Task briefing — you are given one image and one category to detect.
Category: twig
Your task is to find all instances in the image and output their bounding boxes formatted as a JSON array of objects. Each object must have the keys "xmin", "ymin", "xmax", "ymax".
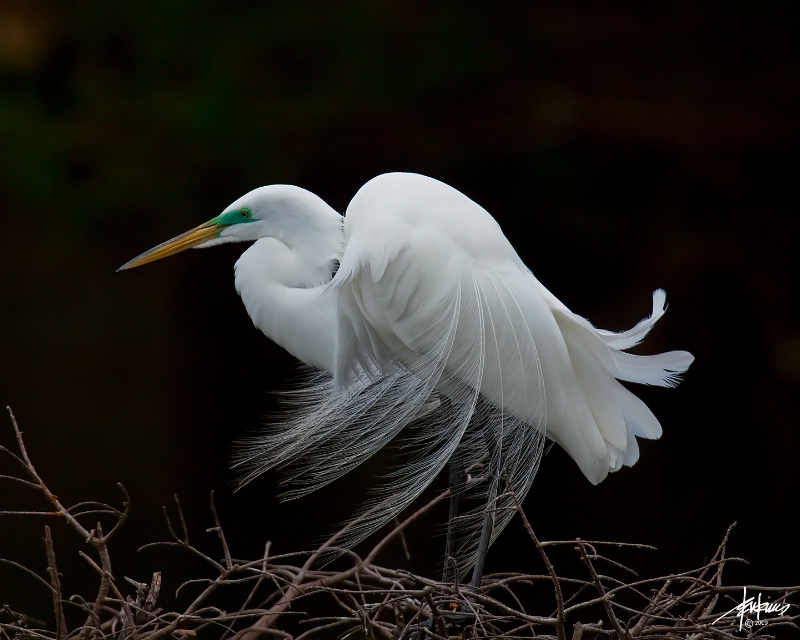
[
  {"xmin": 208, "ymin": 490, "xmax": 233, "ymax": 571},
  {"xmin": 513, "ymin": 494, "xmax": 566, "ymax": 640},
  {"xmin": 43, "ymin": 526, "xmax": 67, "ymax": 640},
  {"xmin": 576, "ymin": 540, "xmax": 630, "ymax": 640}
]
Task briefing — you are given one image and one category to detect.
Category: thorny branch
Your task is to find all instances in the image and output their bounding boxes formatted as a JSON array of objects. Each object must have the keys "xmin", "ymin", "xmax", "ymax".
[{"xmin": 1, "ymin": 408, "xmax": 798, "ymax": 640}]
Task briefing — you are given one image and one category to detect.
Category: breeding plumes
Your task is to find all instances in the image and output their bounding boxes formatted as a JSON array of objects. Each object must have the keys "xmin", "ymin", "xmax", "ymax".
[{"xmin": 120, "ymin": 172, "xmax": 693, "ymax": 586}]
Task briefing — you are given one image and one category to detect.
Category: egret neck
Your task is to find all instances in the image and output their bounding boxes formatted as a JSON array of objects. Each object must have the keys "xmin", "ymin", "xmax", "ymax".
[{"xmin": 232, "ymin": 191, "xmax": 344, "ymax": 373}]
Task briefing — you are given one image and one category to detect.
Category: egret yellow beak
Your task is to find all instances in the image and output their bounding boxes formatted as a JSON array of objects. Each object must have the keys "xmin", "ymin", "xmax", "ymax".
[{"xmin": 118, "ymin": 220, "xmax": 221, "ymax": 271}]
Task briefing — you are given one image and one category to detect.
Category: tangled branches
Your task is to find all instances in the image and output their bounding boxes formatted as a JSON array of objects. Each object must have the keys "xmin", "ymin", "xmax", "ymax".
[{"xmin": 1, "ymin": 407, "xmax": 798, "ymax": 639}]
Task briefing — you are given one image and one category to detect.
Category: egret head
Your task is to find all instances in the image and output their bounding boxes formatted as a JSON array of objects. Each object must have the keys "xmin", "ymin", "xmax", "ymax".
[{"xmin": 118, "ymin": 185, "xmax": 342, "ymax": 271}]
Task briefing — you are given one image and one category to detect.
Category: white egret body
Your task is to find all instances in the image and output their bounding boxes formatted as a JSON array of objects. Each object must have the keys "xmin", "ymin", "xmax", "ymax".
[{"xmin": 120, "ymin": 172, "xmax": 693, "ymax": 578}]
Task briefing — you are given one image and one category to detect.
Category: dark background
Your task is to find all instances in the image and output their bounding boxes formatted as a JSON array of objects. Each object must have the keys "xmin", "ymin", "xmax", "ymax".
[{"xmin": 1, "ymin": 0, "xmax": 798, "ymax": 622}]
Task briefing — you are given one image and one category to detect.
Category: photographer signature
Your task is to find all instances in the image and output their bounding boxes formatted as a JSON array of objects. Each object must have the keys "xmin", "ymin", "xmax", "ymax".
[{"xmin": 713, "ymin": 586, "xmax": 792, "ymax": 631}]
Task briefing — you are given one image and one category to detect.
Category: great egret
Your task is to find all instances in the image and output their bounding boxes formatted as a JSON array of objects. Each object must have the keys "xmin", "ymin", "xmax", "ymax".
[{"xmin": 120, "ymin": 172, "xmax": 693, "ymax": 586}]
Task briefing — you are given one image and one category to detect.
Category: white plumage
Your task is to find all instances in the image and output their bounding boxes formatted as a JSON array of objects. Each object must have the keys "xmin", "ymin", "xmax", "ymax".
[{"xmin": 120, "ymin": 172, "xmax": 693, "ymax": 576}]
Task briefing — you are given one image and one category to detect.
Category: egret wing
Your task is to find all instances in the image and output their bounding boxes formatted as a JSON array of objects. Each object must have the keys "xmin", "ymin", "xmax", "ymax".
[{"xmin": 329, "ymin": 174, "xmax": 552, "ymax": 564}]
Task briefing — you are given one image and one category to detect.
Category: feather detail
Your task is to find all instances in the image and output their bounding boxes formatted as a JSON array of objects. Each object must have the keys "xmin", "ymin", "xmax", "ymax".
[
  {"xmin": 545, "ymin": 290, "xmax": 694, "ymax": 482},
  {"xmin": 596, "ymin": 288, "xmax": 667, "ymax": 350}
]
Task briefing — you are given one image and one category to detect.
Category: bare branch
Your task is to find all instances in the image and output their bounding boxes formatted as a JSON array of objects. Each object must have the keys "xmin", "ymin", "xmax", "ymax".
[
  {"xmin": 43, "ymin": 526, "xmax": 67, "ymax": 640},
  {"xmin": 576, "ymin": 540, "xmax": 630, "ymax": 640},
  {"xmin": 2, "ymin": 412, "xmax": 799, "ymax": 640},
  {"xmin": 207, "ymin": 490, "xmax": 233, "ymax": 571},
  {"xmin": 513, "ymin": 493, "xmax": 566, "ymax": 640}
]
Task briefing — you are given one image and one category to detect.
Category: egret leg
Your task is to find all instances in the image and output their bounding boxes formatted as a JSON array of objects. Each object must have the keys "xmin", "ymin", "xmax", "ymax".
[
  {"xmin": 442, "ymin": 458, "xmax": 466, "ymax": 584},
  {"xmin": 469, "ymin": 466, "xmax": 499, "ymax": 589},
  {"xmin": 470, "ymin": 424, "xmax": 506, "ymax": 590}
]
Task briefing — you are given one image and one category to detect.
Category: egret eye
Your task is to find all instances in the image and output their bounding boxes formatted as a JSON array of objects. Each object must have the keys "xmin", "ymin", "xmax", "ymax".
[{"xmin": 240, "ymin": 208, "xmax": 252, "ymax": 218}]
